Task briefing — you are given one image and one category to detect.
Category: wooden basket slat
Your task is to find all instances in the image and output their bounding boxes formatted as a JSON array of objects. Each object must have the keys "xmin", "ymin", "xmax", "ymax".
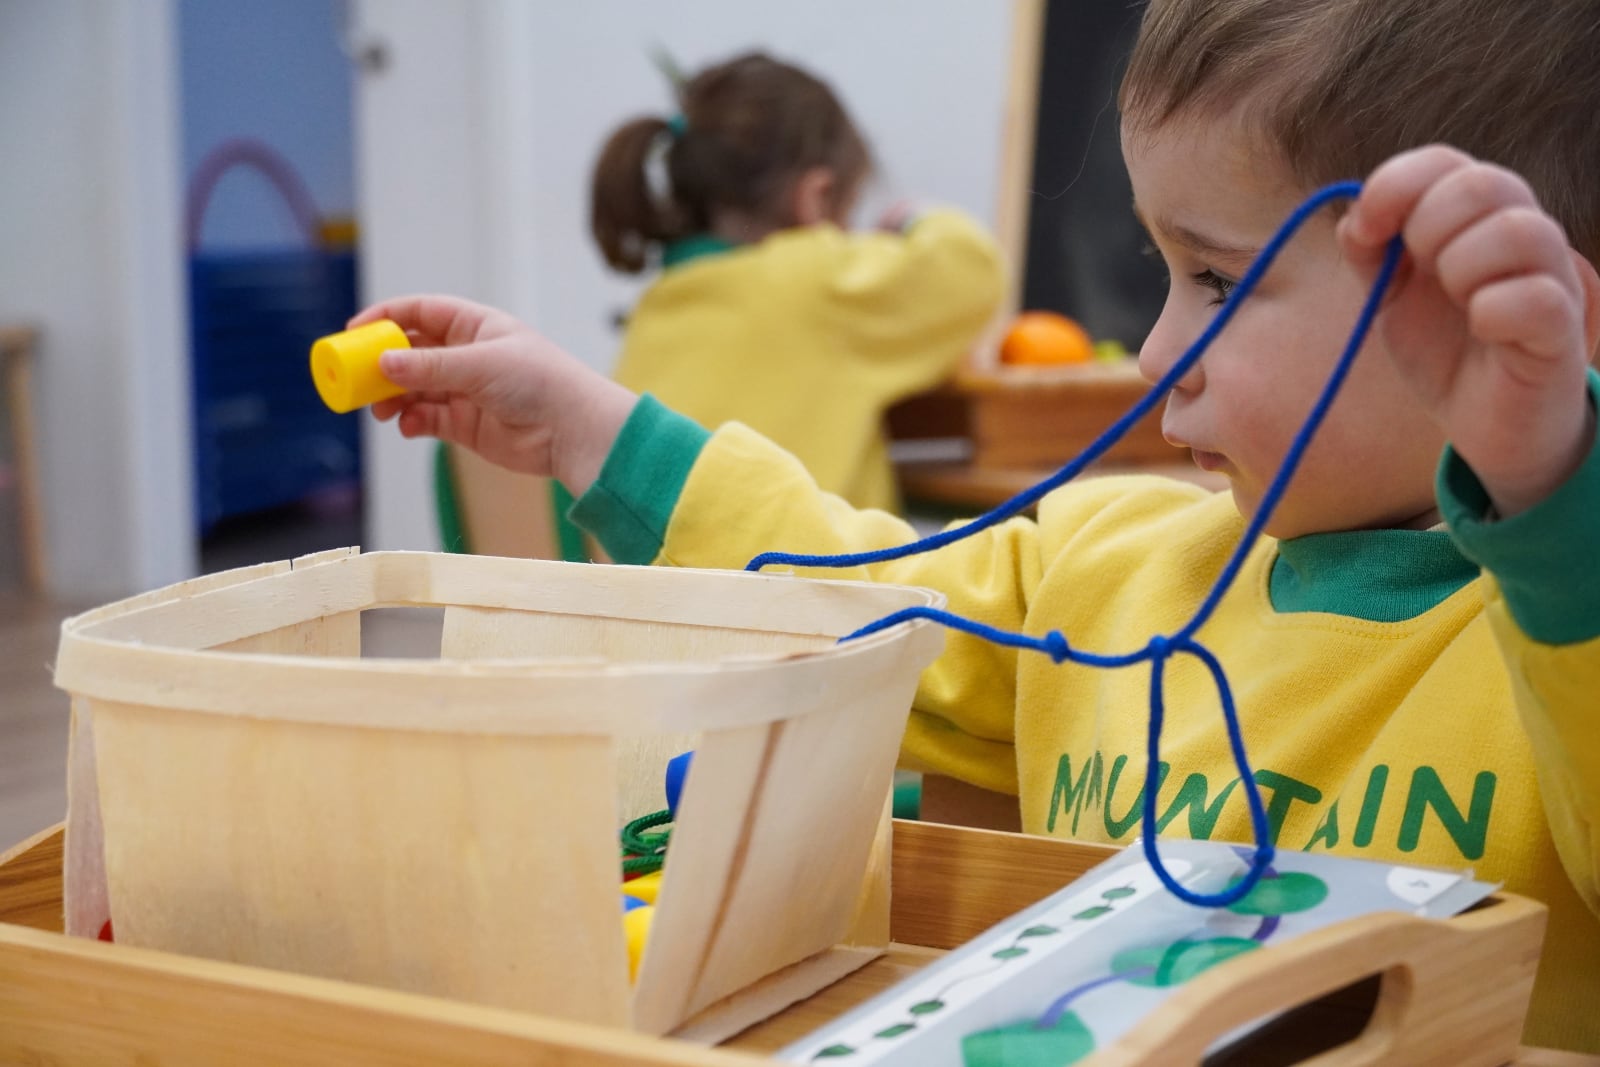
[
  {"xmin": 212, "ymin": 611, "xmax": 362, "ymax": 656},
  {"xmin": 90, "ymin": 697, "xmax": 633, "ymax": 1024},
  {"xmin": 54, "ymin": 637, "xmax": 938, "ymax": 736},
  {"xmin": 439, "ymin": 603, "xmax": 800, "ymax": 827},
  {"xmin": 678, "ymin": 674, "xmax": 921, "ymax": 1024},
  {"xmin": 441, "ymin": 604, "xmax": 836, "ymax": 664},
  {"xmin": 631, "ymin": 719, "xmax": 778, "ymax": 1034}
]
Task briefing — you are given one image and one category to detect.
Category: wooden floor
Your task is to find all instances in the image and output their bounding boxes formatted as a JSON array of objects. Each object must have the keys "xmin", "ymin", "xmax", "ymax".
[{"xmin": 0, "ymin": 593, "xmax": 74, "ymax": 850}]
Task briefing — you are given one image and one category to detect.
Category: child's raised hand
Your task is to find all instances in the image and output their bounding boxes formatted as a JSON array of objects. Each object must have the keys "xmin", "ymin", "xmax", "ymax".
[
  {"xmin": 875, "ymin": 200, "xmax": 918, "ymax": 233},
  {"xmin": 1338, "ymin": 146, "xmax": 1600, "ymax": 518},
  {"xmin": 349, "ymin": 295, "xmax": 637, "ymax": 494}
]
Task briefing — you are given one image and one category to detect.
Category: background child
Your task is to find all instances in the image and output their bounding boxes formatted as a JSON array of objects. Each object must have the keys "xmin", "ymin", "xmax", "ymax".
[
  {"xmin": 591, "ymin": 51, "xmax": 1003, "ymax": 512},
  {"xmin": 356, "ymin": 0, "xmax": 1600, "ymax": 1050}
]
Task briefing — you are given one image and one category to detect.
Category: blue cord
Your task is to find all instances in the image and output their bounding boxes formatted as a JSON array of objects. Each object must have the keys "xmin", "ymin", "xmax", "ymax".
[{"xmin": 748, "ymin": 181, "xmax": 1405, "ymax": 908}]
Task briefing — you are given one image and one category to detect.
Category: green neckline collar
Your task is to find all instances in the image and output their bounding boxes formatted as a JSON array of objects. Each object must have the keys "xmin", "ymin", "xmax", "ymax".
[
  {"xmin": 661, "ymin": 234, "xmax": 737, "ymax": 269},
  {"xmin": 1269, "ymin": 527, "xmax": 1478, "ymax": 622}
]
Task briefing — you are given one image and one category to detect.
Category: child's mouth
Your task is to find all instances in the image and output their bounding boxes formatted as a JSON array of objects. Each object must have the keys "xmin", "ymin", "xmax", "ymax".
[{"xmin": 1190, "ymin": 449, "xmax": 1228, "ymax": 472}]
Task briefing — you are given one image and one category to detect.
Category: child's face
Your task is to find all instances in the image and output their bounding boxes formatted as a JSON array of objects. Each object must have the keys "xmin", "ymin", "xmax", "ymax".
[{"xmin": 1123, "ymin": 112, "xmax": 1447, "ymax": 538}]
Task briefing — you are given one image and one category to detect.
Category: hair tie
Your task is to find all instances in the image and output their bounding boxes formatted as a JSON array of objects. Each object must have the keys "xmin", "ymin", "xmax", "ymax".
[
  {"xmin": 666, "ymin": 113, "xmax": 688, "ymax": 138},
  {"xmin": 642, "ymin": 121, "xmax": 678, "ymax": 214}
]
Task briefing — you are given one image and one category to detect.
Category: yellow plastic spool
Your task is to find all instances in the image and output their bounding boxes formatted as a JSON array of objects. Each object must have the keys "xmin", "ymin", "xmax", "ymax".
[{"xmin": 310, "ymin": 320, "xmax": 410, "ymax": 414}]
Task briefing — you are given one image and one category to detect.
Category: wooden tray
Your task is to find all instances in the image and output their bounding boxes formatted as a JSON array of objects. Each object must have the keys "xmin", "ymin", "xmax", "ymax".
[{"xmin": 2, "ymin": 819, "xmax": 1584, "ymax": 1067}]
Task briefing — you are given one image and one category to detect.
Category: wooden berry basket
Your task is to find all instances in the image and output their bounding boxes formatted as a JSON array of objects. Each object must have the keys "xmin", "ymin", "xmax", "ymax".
[
  {"xmin": 0, "ymin": 819, "xmax": 1583, "ymax": 1066},
  {"xmin": 887, "ymin": 362, "xmax": 1181, "ymax": 470},
  {"xmin": 43, "ymin": 548, "xmax": 948, "ymax": 1040}
]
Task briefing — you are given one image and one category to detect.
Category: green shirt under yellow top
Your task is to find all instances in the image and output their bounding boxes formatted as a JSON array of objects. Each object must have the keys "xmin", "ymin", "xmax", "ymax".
[
  {"xmin": 610, "ymin": 210, "xmax": 1004, "ymax": 512},
  {"xmin": 572, "ymin": 373, "xmax": 1600, "ymax": 1053}
]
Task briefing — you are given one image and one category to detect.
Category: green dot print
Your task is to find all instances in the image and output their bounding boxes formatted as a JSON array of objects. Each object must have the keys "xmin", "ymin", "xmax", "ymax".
[
  {"xmin": 961, "ymin": 1011, "xmax": 1096, "ymax": 1067},
  {"xmin": 1112, "ymin": 936, "xmax": 1259, "ymax": 988},
  {"xmin": 1227, "ymin": 872, "xmax": 1329, "ymax": 916}
]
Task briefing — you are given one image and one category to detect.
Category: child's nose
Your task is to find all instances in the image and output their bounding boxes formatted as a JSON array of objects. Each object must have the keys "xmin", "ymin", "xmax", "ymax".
[{"xmin": 1137, "ymin": 309, "xmax": 1205, "ymax": 393}]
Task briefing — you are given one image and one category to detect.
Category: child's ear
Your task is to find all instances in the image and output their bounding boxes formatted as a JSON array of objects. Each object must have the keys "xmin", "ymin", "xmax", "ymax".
[
  {"xmin": 1576, "ymin": 250, "xmax": 1600, "ymax": 366},
  {"xmin": 789, "ymin": 167, "xmax": 838, "ymax": 227}
]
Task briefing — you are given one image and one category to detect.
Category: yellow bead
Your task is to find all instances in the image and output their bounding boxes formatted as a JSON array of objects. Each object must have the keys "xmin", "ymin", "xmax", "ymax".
[
  {"xmin": 624, "ymin": 904, "xmax": 654, "ymax": 981},
  {"xmin": 624, "ymin": 870, "xmax": 663, "ymax": 905},
  {"xmin": 310, "ymin": 320, "xmax": 410, "ymax": 414}
]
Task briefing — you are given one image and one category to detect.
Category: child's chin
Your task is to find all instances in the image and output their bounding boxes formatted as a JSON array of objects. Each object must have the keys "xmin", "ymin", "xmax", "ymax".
[
  {"xmin": 1224, "ymin": 482, "xmax": 1254, "ymax": 516},
  {"xmin": 1229, "ymin": 484, "xmax": 1302, "ymax": 539}
]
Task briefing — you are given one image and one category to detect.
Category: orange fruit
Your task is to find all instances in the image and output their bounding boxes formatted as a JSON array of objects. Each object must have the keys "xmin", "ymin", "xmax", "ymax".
[{"xmin": 999, "ymin": 311, "xmax": 1094, "ymax": 366}]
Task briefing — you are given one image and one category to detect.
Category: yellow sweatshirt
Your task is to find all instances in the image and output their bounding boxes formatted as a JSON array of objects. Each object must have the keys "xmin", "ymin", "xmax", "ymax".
[
  {"xmin": 570, "ymin": 375, "xmax": 1600, "ymax": 1052},
  {"xmin": 610, "ymin": 211, "xmax": 1003, "ymax": 512}
]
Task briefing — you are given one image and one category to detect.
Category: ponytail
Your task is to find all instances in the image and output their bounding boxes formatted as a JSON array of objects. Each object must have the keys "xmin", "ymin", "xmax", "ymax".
[
  {"xmin": 590, "ymin": 53, "xmax": 873, "ymax": 274},
  {"xmin": 590, "ymin": 116, "xmax": 681, "ymax": 273}
]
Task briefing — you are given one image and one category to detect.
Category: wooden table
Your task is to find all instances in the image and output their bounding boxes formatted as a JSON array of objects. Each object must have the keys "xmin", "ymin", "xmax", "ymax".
[{"xmin": 0, "ymin": 326, "xmax": 45, "ymax": 592}]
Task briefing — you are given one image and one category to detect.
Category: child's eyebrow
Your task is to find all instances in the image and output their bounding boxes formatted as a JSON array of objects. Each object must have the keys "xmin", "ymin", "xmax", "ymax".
[{"xmin": 1132, "ymin": 202, "xmax": 1259, "ymax": 267}]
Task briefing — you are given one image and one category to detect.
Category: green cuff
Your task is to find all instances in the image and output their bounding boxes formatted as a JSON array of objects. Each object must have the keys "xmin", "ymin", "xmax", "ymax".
[
  {"xmin": 1438, "ymin": 368, "xmax": 1600, "ymax": 644},
  {"xmin": 568, "ymin": 394, "xmax": 710, "ymax": 565}
]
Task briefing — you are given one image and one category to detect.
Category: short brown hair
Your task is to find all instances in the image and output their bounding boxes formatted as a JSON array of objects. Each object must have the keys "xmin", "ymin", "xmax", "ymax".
[
  {"xmin": 590, "ymin": 51, "xmax": 872, "ymax": 273},
  {"xmin": 1120, "ymin": 0, "xmax": 1600, "ymax": 262}
]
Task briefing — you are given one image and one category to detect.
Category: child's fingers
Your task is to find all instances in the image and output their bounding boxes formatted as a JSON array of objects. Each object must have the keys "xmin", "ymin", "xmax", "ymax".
[
  {"xmin": 346, "ymin": 304, "xmax": 392, "ymax": 330},
  {"xmin": 347, "ymin": 294, "xmax": 502, "ymax": 347},
  {"xmin": 370, "ymin": 396, "xmax": 409, "ymax": 422},
  {"xmin": 378, "ymin": 340, "xmax": 507, "ymax": 397},
  {"xmin": 1342, "ymin": 145, "xmax": 1476, "ymax": 249},
  {"xmin": 1401, "ymin": 163, "xmax": 1543, "ymax": 274},
  {"xmin": 395, "ymin": 398, "xmax": 484, "ymax": 446},
  {"xmin": 1434, "ymin": 208, "xmax": 1578, "ymax": 312},
  {"xmin": 1468, "ymin": 274, "xmax": 1585, "ymax": 362},
  {"xmin": 373, "ymin": 386, "xmax": 470, "ymax": 422}
]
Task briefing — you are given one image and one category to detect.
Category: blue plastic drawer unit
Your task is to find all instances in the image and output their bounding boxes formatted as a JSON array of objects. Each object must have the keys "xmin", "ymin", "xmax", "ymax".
[{"xmin": 189, "ymin": 248, "xmax": 361, "ymax": 531}]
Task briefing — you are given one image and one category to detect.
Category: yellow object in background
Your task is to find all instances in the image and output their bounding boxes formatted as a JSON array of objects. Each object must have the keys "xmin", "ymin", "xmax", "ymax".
[
  {"xmin": 310, "ymin": 320, "xmax": 410, "ymax": 414},
  {"xmin": 1094, "ymin": 338, "xmax": 1131, "ymax": 362}
]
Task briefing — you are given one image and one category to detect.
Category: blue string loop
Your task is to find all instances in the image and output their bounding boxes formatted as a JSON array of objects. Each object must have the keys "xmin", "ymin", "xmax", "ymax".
[{"xmin": 750, "ymin": 181, "xmax": 1404, "ymax": 907}]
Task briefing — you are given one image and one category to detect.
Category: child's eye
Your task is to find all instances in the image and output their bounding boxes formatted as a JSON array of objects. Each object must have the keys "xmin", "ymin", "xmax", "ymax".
[{"xmin": 1192, "ymin": 269, "xmax": 1237, "ymax": 307}]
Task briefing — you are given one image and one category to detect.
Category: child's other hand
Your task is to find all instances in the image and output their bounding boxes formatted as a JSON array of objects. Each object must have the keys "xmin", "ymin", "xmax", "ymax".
[
  {"xmin": 875, "ymin": 199, "xmax": 918, "ymax": 233},
  {"xmin": 1339, "ymin": 146, "xmax": 1600, "ymax": 518},
  {"xmin": 349, "ymin": 295, "xmax": 637, "ymax": 494}
]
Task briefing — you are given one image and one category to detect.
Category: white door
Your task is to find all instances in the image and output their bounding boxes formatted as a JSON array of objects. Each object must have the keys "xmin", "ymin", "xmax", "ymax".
[{"xmin": 350, "ymin": 0, "xmax": 1016, "ymax": 552}]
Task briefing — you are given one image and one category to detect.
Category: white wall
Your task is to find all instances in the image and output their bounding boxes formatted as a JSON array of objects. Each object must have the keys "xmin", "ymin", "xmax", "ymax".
[
  {"xmin": 0, "ymin": 0, "xmax": 194, "ymax": 601},
  {"xmin": 352, "ymin": 0, "xmax": 490, "ymax": 554},
  {"xmin": 352, "ymin": 0, "xmax": 1015, "ymax": 552}
]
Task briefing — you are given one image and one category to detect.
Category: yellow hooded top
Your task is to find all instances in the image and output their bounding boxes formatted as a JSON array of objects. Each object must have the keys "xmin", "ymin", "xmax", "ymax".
[{"xmin": 611, "ymin": 210, "xmax": 1003, "ymax": 512}]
